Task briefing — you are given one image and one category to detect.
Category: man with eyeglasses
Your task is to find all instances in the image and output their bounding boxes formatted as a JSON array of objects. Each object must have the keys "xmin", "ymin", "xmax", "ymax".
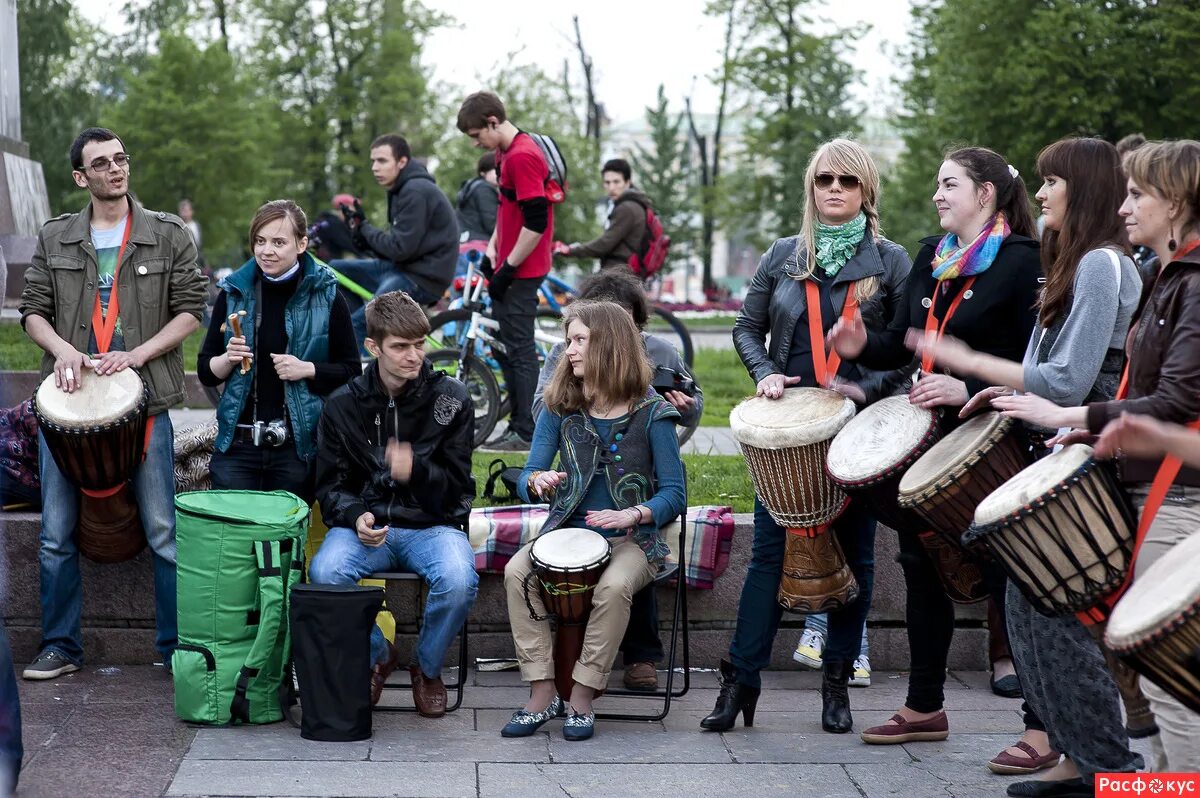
[{"xmin": 18, "ymin": 126, "xmax": 206, "ymax": 681}]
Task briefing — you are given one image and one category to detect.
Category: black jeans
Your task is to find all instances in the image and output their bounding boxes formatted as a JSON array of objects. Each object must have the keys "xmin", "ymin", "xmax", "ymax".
[
  {"xmin": 621, "ymin": 585, "xmax": 663, "ymax": 664},
  {"xmin": 728, "ymin": 497, "xmax": 876, "ymax": 690},
  {"xmin": 209, "ymin": 438, "xmax": 315, "ymax": 505},
  {"xmin": 490, "ymin": 277, "xmax": 540, "ymax": 441},
  {"xmin": 896, "ymin": 529, "xmax": 1035, "ymax": 718}
]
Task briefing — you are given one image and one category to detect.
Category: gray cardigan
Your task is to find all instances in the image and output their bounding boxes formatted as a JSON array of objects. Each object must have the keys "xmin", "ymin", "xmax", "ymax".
[{"xmin": 1022, "ymin": 247, "xmax": 1140, "ymax": 406}]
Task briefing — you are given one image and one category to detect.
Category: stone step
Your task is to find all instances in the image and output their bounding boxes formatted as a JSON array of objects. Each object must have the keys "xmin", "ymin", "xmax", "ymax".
[{"xmin": 3, "ymin": 510, "xmax": 990, "ymax": 669}]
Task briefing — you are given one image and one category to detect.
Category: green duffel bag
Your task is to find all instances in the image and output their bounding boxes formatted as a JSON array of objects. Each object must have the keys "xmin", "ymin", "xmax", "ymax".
[{"xmin": 173, "ymin": 490, "xmax": 309, "ymax": 724}]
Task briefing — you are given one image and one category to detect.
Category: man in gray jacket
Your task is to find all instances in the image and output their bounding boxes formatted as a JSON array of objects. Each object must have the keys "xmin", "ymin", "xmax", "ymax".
[{"xmin": 332, "ymin": 134, "xmax": 459, "ymax": 344}]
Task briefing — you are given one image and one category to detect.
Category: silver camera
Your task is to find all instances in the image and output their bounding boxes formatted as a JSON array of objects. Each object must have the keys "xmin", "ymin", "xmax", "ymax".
[{"xmin": 252, "ymin": 419, "xmax": 289, "ymax": 448}]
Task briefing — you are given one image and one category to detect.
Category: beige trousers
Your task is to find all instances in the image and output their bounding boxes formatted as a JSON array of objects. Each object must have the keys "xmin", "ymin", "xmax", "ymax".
[
  {"xmin": 1128, "ymin": 486, "xmax": 1200, "ymax": 772},
  {"xmin": 504, "ymin": 535, "xmax": 657, "ymax": 692}
]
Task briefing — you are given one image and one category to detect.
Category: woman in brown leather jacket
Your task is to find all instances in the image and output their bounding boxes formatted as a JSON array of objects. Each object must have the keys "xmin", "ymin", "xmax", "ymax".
[{"xmin": 996, "ymin": 139, "xmax": 1200, "ymax": 775}]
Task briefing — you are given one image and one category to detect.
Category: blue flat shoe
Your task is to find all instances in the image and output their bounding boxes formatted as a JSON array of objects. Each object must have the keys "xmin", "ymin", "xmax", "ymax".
[
  {"xmin": 562, "ymin": 710, "xmax": 595, "ymax": 741},
  {"xmin": 500, "ymin": 695, "xmax": 564, "ymax": 738}
]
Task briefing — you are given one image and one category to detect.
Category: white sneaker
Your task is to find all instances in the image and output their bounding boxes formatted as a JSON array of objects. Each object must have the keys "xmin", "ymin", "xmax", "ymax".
[
  {"xmin": 850, "ymin": 655, "xmax": 871, "ymax": 687},
  {"xmin": 792, "ymin": 629, "xmax": 824, "ymax": 669}
]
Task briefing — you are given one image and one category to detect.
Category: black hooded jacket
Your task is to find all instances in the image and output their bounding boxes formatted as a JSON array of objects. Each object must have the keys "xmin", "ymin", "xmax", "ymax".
[
  {"xmin": 359, "ymin": 159, "xmax": 460, "ymax": 298},
  {"xmin": 315, "ymin": 359, "xmax": 475, "ymax": 530}
]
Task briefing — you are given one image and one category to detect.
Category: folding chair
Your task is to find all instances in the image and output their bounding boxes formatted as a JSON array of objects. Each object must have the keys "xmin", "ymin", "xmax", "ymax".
[
  {"xmin": 596, "ymin": 471, "xmax": 691, "ymax": 722},
  {"xmin": 367, "ymin": 570, "xmax": 469, "ymax": 713}
]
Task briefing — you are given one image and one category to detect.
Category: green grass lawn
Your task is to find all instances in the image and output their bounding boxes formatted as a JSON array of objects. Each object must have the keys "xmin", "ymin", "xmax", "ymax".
[
  {"xmin": 692, "ymin": 347, "xmax": 753, "ymax": 427},
  {"xmin": 0, "ymin": 321, "xmax": 207, "ymax": 371},
  {"xmin": 472, "ymin": 451, "xmax": 754, "ymax": 513}
]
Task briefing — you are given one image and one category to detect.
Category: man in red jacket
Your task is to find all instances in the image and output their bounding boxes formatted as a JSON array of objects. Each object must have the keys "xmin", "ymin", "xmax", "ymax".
[{"xmin": 457, "ymin": 92, "xmax": 554, "ymax": 451}]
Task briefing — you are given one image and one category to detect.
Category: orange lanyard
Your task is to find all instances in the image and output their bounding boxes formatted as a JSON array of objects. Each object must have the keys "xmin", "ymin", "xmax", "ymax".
[
  {"xmin": 89, "ymin": 215, "xmax": 133, "ymax": 354},
  {"xmin": 1078, "ymin": 245, "xmax": 1200, "ymax": 624},
  {"xmin": 921, "ymin": 277, "xmax": 977, "ymax": 373},
  {"xmin": 805, "ymin": 279, "xmax": 857, "ymax": 387}
]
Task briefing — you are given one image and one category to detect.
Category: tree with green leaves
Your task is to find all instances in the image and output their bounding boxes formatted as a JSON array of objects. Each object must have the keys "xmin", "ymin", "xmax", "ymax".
[
  {"xmin": 17, "ymin": 0, "xmax": 100, "ymax": 214},
  {"xmin": 714, "ymin": 0, "xmax": 860, "ymax": 250},
  {"xmin": 631, "ymin": 85, "xmax": 695, "ymax": 271},
  {"xmin": 887, "ymin": 0, "xmax": 1200, "ymax": 255},
  {"xmin": 104, "ymin": 34, "xmax": 279, "ymax": 261}
]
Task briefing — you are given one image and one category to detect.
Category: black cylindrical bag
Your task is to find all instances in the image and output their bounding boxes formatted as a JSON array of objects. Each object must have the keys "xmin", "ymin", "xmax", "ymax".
[{"xmin": 290, "ymin": 584, "xmax": 385, "ymax": 741}]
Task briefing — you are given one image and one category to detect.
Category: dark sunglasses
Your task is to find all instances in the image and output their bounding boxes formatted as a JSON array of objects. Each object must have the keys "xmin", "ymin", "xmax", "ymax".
[{"xmin": 814, "ymin": 173, "xmax": 861, "ymax": 190}]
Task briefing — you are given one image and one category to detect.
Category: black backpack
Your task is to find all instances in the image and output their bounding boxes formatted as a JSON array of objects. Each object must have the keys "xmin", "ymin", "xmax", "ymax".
[{"xmin": 483, "ymin": 458, "xmax": 525, "ymax": 503}]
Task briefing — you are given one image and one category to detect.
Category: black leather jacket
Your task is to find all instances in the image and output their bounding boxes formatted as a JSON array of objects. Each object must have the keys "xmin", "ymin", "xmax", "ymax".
[{"xmin": 733, "ymin": 232, "xmax": 915, "ymax": 405}]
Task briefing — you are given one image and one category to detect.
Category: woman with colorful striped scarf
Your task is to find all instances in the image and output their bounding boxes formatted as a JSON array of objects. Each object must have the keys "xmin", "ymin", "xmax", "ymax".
[{"xmin": 829, "ymin": 146, "xmax": 1045, "ymax": 751}]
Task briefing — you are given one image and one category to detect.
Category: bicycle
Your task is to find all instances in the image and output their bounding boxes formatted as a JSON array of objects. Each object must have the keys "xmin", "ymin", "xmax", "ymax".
[{"xmin": 427, "ymin": 258, "xmax": 564, "ymax": 446}]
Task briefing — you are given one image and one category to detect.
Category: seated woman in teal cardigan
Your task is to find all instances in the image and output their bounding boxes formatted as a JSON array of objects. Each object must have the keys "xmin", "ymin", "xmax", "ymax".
[{"xmin": 500, "ymin": 300, "xmax": 686, "ymax": 742}]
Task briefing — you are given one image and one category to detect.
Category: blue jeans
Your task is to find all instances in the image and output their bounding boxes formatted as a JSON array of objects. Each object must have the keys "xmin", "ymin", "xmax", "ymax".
[
  {"xmin": 728, "ymin": 498, "xmax": 876, "ymax": 689},
  {"xmin": 803, "ymin": 612, "xmax": 869, "ymax": 658},
  {"xmin": 328, "ymin": 259, "xmax": 441, "ymax": 347},
  {"xmin": 38, "ymin": 412, "xmax": 178, "ymax": 665},
  {"xmin": 0, "ymin": 622, "xmax": 20, "ymax": 795},
  {"xmin": 308, "ymin": 525, "xmax": 478, "ymax": 678}
]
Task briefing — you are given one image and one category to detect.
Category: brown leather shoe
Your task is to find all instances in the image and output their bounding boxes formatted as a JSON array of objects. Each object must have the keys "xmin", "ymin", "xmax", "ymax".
[
  {"xmin": 370, "ymin": 642, "xmax": 402, "ymax": 706},
  {"xmin": 623, "ymin": 661, "xmax": 659, "ymax": 691},
  {"xmin": 860, "ymin": 711, "xmax": 949, "ymax": 744},
  {"xmin": 410, "ymin": 664, "xmax": 447, "ymax": 718},
  {"xmin": 987, "ymin": 740, "xmax": 1061, "ymax": 774}
]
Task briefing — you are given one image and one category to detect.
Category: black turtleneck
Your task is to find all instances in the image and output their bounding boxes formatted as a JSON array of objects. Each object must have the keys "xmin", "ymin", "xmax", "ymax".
[{"xmin": 198, "ymin": 267, "xmax": 359, "ymax": 425}]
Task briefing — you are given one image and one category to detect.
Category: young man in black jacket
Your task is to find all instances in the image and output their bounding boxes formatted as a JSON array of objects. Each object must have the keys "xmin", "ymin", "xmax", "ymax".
[
  {"xmin": 309, "ymin": 291, "xmax": 478, "ymax": 717},
  {"xmin": 330, "ymin": 134, "xmax": 459, "ymax": 344}
]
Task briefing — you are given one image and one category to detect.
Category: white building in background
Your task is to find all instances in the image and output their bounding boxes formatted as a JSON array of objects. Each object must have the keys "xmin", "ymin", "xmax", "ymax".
[{"xmin": 599, "ymin": 112, "xmax": 902, "ymax": 302}]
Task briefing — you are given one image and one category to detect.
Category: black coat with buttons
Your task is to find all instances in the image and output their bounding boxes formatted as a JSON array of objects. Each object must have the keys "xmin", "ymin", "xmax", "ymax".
[{"xmin": 858, "ymin": 233, "xmax": 1042, "ymax": 401}]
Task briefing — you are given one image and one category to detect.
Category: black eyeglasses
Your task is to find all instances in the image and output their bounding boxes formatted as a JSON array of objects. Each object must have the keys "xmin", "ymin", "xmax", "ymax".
[
  {"xmin": 82, "ymin": 153, "xmax": 132, "ymax": 174},
  {"xmin": 814, "ymin": 172, "xmax": 860, "ymax": 190}
]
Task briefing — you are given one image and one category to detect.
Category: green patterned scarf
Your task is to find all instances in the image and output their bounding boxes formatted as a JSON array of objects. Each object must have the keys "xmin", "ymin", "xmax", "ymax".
[{"xmin": 814, "ymin": 212, "xmax": 867, "ymax": 277}]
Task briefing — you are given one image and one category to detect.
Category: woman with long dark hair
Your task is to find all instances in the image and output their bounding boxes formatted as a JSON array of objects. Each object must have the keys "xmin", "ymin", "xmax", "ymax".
[
  {"xmin": 829, "ymin": 146, "xmax": 1042, "ymax": 745},
  {"xmin": 912, "ymin": 138, "xmax": 1145, "ymax": 792},
  {"xmin": 995, "ymin": 139, "xmax": 1200, "ymax": 777}
]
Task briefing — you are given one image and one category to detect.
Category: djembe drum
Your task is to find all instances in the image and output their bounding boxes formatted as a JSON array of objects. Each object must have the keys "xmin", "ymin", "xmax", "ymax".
[
  {"xmin": 32, "ymin": 368, "xmax": 149, "ymax": 563},
  {"xmin": 1106, "ymin": 531, "xmax": 1200, "ymax": 715},
  {"xmin": 730, "ymin": 387, "xmax": 858, "ymax": 614},
  {"xmin": 524, "ymin": 527, "xmax": 613, "ymax": 699}
]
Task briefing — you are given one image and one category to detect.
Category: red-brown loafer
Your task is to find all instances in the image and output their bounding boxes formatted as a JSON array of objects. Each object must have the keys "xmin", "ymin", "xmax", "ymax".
[
  {"xmin": 860, "ymin": 711, "xmax": 949, "ymax": 744},
  {"xmin": 370, "ymin": 642, "xmax": 402, "ymax": 706},
  {"xmin": 410, "ymin": 664, "xmax": 447, "ymax": 718},
  {"xmin": 623, "ymin": 662, "xmax": 659, "ymax": 691},
  {"xmin": 987, "ymin": 740, "xmax": 1062, "ymax": 774}
]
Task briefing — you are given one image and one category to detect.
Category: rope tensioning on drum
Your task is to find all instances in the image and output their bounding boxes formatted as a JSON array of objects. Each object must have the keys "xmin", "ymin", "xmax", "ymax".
[{"xmin": 539, "ymin": 580, "xmax": 596, "ymax": 596}]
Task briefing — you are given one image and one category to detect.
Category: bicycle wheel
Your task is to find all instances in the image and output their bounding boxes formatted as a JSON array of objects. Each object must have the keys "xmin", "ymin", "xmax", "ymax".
[
  {"xmin": 427, "ymin": 308, "xmax": 475, "ymax": 350},
  {"xmin": 427, "ymin": 348, "xmax": 501, "ymax": 448},
  {"xmin": 648, "ymin": 305, "xmax": 694, "ymax": 367},
  {"xmin": 676, "ymin": 418, "xmax": 698, "ymax": 448}
]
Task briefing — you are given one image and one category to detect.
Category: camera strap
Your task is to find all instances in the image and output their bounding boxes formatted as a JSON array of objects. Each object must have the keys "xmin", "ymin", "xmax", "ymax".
[{"xmin": 252, "ymin": 278, "xmax": 262, "ymax": 425}]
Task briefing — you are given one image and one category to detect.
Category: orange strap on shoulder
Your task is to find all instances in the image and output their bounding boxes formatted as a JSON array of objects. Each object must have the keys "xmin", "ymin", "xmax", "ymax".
[
  {"xmin": 805, "ymin": 279, "xmax": 857, "ymax": 388},
  {"xmin": 920, "ymin": 277, "xmax": 977, "ymax": 373},
  {"xmin": 89, "ymin": 215, "xmax": 134, "ymax": 355}
]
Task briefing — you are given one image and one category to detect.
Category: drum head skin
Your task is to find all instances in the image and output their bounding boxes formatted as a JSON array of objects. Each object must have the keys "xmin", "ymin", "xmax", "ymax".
[
  {"xmin": 827, "ymin": 396, "xmax": 936, "ymax": 483},
  {"xmin": 1107, "ymin": 530, "xmax": 1200, "ymax": 649},
  {"xmin": 35, "ymin": 368, "xmax": 144, "ymax": 428},
  {"xmin": 899, "ymin": 411, "xmax": 1006, "ymax": 496},
  {"xmin": 531, "ymin": 527, "xmax": 611, "ymax": 569},
  {"xmin": 974, "ymin": 444, "xmax": 1092, "ymax": 527},
  {"xmin": 729, "ymin": 387, "xmax": 855, "ymax": 450}
]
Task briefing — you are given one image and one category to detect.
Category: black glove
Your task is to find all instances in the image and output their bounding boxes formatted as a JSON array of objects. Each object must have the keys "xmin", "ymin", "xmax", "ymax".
[
  {"xmin": 350, "ymin": 226, "xmax": 370, "ymax": 254},
  {"xmin": 478, "ymin": 254, "xmax": 495, "ymax": 279},
  {"xmin": 488, "ymin": 261, "xmax": 516, "ymax": 302},
  {"xmin": 340, "ymin": 199, "xmax": 367, "ymax": 230}
]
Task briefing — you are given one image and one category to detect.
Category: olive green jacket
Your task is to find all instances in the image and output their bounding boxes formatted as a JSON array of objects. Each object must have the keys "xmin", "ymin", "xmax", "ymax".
[{"xmin": 19, "ymin": 199, "xmax": 207, "ymax": 415}]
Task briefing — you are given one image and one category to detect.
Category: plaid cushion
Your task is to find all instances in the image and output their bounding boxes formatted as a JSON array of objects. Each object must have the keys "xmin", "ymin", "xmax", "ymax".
[{"xmin": 469, "ymin": 503, "xmax": 736, "ymax": 590}]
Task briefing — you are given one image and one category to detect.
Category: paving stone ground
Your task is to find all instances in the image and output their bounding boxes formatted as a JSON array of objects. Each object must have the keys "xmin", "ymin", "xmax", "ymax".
[{"xmin": 13, "ymin": 664, "xmax": 1156, "ymax": 798}]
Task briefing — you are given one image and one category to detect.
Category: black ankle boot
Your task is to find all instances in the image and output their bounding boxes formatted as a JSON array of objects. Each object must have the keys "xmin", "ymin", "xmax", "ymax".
[
  {"xmin": 700, "ymin": 658, "xmax": 760, "ymax": 731},
  {"xmin": 822, "ymin": 659, "xmax": 853, "ymax": 733}
]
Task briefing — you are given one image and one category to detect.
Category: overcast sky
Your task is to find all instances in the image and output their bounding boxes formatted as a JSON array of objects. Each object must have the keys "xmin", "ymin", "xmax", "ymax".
[
  {"xmin": 75, "ymin": 0, "xmax": 915, "ymax": 124},
  {"xmin": 423, "ymin": 0, "xmax": 916, "ymax": 123}
]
